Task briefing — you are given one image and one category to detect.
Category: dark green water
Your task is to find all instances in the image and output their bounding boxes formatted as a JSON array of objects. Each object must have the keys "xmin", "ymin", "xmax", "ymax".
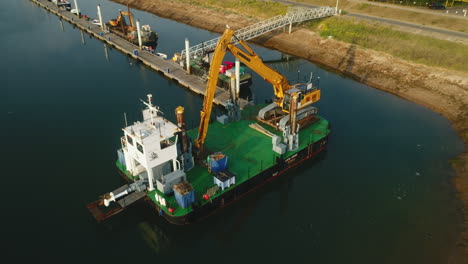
[{"xmin": 3, "ymin": 0, "xmax": 465, "ymax": 263}]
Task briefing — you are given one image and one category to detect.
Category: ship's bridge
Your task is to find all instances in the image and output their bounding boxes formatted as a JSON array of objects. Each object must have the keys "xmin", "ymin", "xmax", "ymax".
[
  {"xmin": 123, "ymin": 112, "xmax": 180, "ymax": 145},
  {"xmin": 120, "ymin": 95, "xmax": 186, "ymax": 193}
]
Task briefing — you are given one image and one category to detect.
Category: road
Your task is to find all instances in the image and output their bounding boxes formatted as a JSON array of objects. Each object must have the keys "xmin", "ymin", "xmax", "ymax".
[{"xmin": 272, "ymin": 0, "xmax": 468, "ymax": 40}]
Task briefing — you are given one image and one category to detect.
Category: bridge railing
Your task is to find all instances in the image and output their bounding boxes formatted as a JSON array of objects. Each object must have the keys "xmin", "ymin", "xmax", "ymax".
[{"xmin": 180, "ymin": 6, "xmax": 336, "ymax": 60}]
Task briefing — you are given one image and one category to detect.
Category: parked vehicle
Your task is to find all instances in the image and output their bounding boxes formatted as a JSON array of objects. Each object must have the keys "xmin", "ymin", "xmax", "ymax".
[{"xmin": 427, "ymin": 2, "xmax": 446, "ymax": 9}]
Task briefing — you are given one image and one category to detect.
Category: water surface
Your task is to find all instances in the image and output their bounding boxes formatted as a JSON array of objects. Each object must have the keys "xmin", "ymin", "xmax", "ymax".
[{"xmin": 2, "ymin": 0, "xmax": 464, "ymax": 263}]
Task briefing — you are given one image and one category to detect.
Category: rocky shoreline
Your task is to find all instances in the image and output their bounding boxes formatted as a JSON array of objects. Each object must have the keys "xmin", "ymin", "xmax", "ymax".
[{"xmin": 112, "ymin": 0, "xmax": 468, "ymax": 256}]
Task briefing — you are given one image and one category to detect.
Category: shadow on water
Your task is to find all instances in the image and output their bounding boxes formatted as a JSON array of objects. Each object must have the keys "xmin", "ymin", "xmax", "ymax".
[{"xmin": 94, "ymin": 151, "xmax": 327, "ymax": 255}]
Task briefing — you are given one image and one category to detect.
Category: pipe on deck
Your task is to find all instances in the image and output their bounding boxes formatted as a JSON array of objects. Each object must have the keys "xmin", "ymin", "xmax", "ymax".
[
  {"xmin": 289, "ymin": 92, "xmax": 299, "ymax": 134},
  {"xmin": 175, "ymin": 106, "xmax": 188, "ymax": 153}
]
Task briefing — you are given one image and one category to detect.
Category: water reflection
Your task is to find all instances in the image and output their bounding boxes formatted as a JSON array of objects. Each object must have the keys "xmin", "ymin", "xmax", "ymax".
[
  {"xmin": 103, "ymin": 43, "xmax": 109, "ymax": 62},
  {"xmin": 80, "ymin": 30, "xmax": 85, "ymax": 45},
  {"xmin": 138, "ymin": 222, "xmax": 170, "ymax": 253},
  {"xmin": 4, "ymin": 1, "xmax": 464, "ymax": 263}
]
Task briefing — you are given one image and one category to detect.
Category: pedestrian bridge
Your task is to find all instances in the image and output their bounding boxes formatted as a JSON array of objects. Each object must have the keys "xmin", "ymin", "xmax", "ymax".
[{"xmin": 180, "ymin": 6, "xmax": 337, "ymax": 59}]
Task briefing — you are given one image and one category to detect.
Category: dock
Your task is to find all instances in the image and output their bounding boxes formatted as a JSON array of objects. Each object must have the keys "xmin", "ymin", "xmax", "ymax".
[{"xmin": 30, "ymin": 0, "xmax": 250, "ymax": 109}]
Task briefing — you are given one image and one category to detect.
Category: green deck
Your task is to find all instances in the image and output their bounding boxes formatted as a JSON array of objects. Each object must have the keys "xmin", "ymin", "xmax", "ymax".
[
  {"xmin": 120, "ymin": 105, "xmax": 329, "ymax": 217},
  {"xmin": 217, "ymin": 72, "xmax": 252, "ymax": 83}
]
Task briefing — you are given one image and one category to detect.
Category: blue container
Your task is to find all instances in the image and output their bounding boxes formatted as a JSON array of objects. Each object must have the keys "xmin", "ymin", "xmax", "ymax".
[
  {"xmin": 174, "ymin": 189, "xmax": 195, "ymax": 209},
  {"xmin": 208, "ymin": 153, "xmax": 228, "ymax": 173},
  {"xmin": 133, "ymin": 49, "xmax": 139, "ymax": 56}
]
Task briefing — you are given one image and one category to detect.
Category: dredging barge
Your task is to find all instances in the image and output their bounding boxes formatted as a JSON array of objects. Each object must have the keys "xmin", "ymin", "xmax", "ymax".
[
  {"xmin": 106, "ymin": 6, "xmax": 158, "ymax": 48},
  {"xmin": 87, "ymin": 28, "xmax": 330, "ymax": 225}
]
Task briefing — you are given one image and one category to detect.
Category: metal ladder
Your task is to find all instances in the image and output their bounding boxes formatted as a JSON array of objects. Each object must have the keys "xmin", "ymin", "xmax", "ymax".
[{"xmin": 180, "ymin": 6, "xmax": 336, "ymax": 59}]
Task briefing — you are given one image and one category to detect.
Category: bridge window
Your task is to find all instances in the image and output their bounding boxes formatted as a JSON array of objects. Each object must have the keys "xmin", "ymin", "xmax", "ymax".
[
  {"xmin": 126, "ymin": 135, "xmax": 133, "ymax": 146},
  {"xmin": 136, "ymin": 142, "xmax": 144, "ymax": 154},
  {"xmin": 160, "ymin": 136, "xmax": 176, "ymax": 150}
]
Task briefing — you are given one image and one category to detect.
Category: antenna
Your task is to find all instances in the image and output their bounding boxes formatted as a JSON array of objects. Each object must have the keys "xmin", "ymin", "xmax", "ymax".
[
  {"xmin": 147, "ymin": 94, "xmax": 153, "ymax": 107},
  {"xmin": 142, "ymin": 94, "xmax": 157, "ymax": 127},
  {"xmin": 124, "ymin": 112, "xmax": 128, "ymax": 127},
  {"xmin": 309, "ymin": 72, "xmax": 313, "ymax": 83}
]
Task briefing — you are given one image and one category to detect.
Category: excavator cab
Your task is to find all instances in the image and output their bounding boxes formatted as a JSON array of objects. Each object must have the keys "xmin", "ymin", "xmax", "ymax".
[{"xmin": 283, "ymin": 83, "xmax": 320, "ymax": 113}]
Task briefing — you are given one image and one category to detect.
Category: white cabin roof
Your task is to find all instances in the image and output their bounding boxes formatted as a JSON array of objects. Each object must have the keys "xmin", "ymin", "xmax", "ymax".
[{"xmin": 123, "ymin": 115, "xmax": 179, "ymax": 143}]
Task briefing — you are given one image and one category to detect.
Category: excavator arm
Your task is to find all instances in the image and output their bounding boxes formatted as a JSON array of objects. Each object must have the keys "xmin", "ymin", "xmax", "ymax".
[
  {"xmin": 195, "ymin": 27, "xmax": 320, "ymax": 151},
  {"xmin": 121, "ymin": 9, "xmax": 135, "ymax": 29},
  {"xmin": 108, "ymin": 5, "xmax": 136, "ymax": 31},
  {"xmin": 194, "ymin": 28, "xmax": 235, "ymax": 150},
  {"xmin": 227, "ymin": 40, "xmax": 289, "ymax": 107}
]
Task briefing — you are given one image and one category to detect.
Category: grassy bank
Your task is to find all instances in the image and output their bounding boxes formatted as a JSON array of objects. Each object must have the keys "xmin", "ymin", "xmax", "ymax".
[
  {"xmin": 295, "ymin": 0, "xmax": 468, "ymax": 33},
  {"xmin": 308, "ymin": 17, "xmax": 468, "ymax": 72},
  {"xmin": 175, "ymin": 0, "xmax": 288, "ymax": 19},
  {"xmin": 168, "ymin": 0, "xmax": 468, "ymax": 72}
]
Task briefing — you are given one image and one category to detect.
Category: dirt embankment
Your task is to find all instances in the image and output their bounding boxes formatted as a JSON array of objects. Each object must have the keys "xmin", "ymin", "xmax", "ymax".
[{"xmin": 113, "ymin": 0, "xmax": 468, "ymax": 255}]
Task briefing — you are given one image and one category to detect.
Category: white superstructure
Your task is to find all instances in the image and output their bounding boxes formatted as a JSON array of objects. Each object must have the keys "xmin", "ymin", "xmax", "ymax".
[{"xmin": 120, "ymin": 94, "xmax": 187, "ymax": 193}]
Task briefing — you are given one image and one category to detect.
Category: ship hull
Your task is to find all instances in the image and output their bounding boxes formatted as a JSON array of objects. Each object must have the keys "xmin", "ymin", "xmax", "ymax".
[
  {"xmin": 106, "ymin": 26, "xmax": 158, "ymax": 47},
  {"xmin": 122, "ymin": 136, "xmax": 328, "ymax": 225}
]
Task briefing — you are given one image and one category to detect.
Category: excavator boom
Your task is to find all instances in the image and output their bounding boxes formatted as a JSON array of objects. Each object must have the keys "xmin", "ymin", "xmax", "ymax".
[
  {"xmin": 107, "ymin": 5, "xmax": 136, "ymax": 31},
  {"xmin": 194, "ymin": 28, "xmax": 235, "ymax": 150},
  {"xmin": 195, "ymin": 27, "xmax": 320, "ymax": 151},
  {"xmin": 228, "ymin": 40, "xmax": 289, "ymax": 105}
]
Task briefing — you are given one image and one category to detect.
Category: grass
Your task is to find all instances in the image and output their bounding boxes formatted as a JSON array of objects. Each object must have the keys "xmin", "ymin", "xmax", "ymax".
[
  {"xmin": 175, "ymin": 0, "xmax": 288, "ymax": 19},
  {"xmin": 308, "ymin": 17, "xmax": 468, "ymax": 71},
  {"xmin": 169, "ymin": 0, "xmax": 468, "ymax": 71},
  {"xmin": 294, "ymin": 0, "xmax": 468, "ymax": 33}
]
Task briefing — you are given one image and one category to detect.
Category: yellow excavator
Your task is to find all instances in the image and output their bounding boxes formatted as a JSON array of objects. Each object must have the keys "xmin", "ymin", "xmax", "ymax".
[
  {"xmin": 108, "ymin": 5, "xmax": 136, "ymax": 35},
  {"xmin": 194, "ymin": 27, "xmax": 321, "ymax": 150}
]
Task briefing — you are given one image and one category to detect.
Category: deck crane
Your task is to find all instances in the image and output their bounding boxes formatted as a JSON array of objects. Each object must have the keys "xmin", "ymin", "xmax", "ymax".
[{"xmin": 194, "ymin": 27, "xmax": 321, "ymax": 151}]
